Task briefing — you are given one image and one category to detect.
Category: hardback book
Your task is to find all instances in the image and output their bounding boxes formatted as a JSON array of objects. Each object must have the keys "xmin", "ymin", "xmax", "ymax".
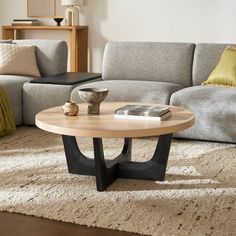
[
  {"xmin": 114, "ymin": 105, "xmax": 171, "ymax": 121},
  {"xmin": 12, "ymin": 21, "xmax": 40, "ymax": 26},
  {"xmin": 12, "ymin": 19, "xmax": 40, "ymax": 26},
  {"xmin": 13, "ymin": 19, "xmax": 39, "ymax": 22}
]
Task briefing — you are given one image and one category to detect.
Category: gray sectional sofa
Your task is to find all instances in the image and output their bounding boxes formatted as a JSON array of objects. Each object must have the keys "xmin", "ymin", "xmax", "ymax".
[
  {"xmin": 0, "ymin": 40, "xmax": 88, "ymax": 126},
  {"xmin": 0, "ymin": 40, "xmax": 235, "ymax": 143},
  {"xmin": 71, "ymin": 42, "xmax": 236, "ymax": 143}
]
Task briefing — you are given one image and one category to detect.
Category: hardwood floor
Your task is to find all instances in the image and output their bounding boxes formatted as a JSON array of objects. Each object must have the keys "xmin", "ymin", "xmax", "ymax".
[{"xmin": 0, "ymin": 212, "xmax": 140, "ymax": 236}]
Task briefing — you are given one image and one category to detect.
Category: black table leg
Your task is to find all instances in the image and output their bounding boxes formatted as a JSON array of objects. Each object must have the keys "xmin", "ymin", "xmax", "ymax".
[
  {"xmin": 62, "ymin": 136, "xmax": 132, "ymax": 179},
  {"xmin": 113, "ymin": 138, "xmax": 132, "ymax": 162},
  {"xmin": 62, "ymin": 135, "xmax": 95, "ymax": 175},
  {"xmin": 62, "ymin": 134, "xmax": 172, "ymax": 191},
  {"xmin": 119, "ymin": 133, "xmax": 173, "ymax": 181},
  {"xmin": 93, "ymin": 138, "xmax": 119, "ymax": 191},
  {"xmin": 92, "ymin": 138, "xmax": 132, "ymax": 191}
]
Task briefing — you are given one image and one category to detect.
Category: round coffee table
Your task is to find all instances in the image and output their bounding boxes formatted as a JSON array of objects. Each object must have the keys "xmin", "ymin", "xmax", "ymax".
[{"xmin": 36, "ymin": 102, "xmax": 195, "ymax": 191}]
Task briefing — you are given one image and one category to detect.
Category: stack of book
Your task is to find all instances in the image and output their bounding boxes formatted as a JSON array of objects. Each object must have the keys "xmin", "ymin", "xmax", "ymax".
[
  {"xmin": 114, "ymin": 105, "xmax": 171, "ymax": 121},
  {"xmin": 12, "ymin": 19, "xmax": 40, "ymax": 26}
]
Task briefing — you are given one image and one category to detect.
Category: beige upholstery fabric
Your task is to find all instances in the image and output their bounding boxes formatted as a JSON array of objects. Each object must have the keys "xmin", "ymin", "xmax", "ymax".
[{"xmin": 0, "ymin": 44, "xmax": 41, "ymax": 77}]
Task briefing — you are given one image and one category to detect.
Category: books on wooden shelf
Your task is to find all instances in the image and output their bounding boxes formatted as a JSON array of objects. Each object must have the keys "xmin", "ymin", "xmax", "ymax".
[
  {"xmin": 114, "ymin": 105, "xmax": 171, "ymax": 121},
  {"xmin": 11, "ymin": 19, "xmax": 40, "ymax": 26}
]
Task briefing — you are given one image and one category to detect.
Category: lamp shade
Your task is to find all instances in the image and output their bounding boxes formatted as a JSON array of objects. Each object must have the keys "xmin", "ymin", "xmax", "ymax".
[{"xmin": 61, "ymin": 0, "xmax": 83, "ymax": 6}]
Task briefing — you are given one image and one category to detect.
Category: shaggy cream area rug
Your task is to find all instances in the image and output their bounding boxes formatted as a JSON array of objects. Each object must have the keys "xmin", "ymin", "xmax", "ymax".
[{"xmin": 0, "ymin": 127, "xmax": 235, "ymax": 236}]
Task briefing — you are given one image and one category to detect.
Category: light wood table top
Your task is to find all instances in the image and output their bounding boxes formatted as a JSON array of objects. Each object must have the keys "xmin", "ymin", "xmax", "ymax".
[{"xmin": 36, "ymin": 102, "xmax": 195, "ymax": 138}]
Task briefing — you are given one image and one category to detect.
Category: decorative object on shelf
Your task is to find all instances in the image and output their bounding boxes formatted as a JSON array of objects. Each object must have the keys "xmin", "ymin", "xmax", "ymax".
[
  {"xmin": 12, "ymin": 19, "xmax": 40, "ymax": 26},
  {"xmin": 78, "ymin": 88, "xmax": 109, "ymax": 115},
  {"xmin": 53, "ymin": 17, "xmax": 64, "ymax": 26},
  {"xmin": 61, "ymin": 0, "xmax": 83, "ymax": 26},
  {"xmin": 62, "ymin": 101, "xmax": 79, "ymax": 116}
]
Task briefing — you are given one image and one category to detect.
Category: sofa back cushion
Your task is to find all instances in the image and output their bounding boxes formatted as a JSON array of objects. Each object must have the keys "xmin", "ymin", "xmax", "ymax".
[
  {"xmin": 102, "ymin": 42, "xmax": 195, "ymax": 87},
  {"xmin": 192, "ymin": 43, "xmax": 229, "ymax": 85},
  {"xmin": 14, "ymin": 40, "xmax": 68, "ymax": 76}
]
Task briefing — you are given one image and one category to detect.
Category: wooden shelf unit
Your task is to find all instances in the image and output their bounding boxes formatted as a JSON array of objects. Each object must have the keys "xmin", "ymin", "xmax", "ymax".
[{"xmin": 2, "ymin": 25, "xmax": 88, "ymax": 72}]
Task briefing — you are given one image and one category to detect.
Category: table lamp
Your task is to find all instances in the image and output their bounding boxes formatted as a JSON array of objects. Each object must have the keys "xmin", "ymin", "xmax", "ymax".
[{"xmin": 61, "ymin": 0, "xmax": 83, "ymax": 26}]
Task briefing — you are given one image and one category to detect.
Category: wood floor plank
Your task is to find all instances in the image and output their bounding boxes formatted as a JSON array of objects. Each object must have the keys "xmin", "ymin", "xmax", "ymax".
[{"xmin": 0, "ymin": 212, "xmax": 140, "ymax": 236}]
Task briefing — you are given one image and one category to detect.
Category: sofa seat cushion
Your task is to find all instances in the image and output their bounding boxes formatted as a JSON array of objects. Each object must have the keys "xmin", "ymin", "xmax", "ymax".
[
  {"xmin": 23, "ymin": 82, "xmax": 75, "ymax": 125},
  {"xmin": 0, "ymin": 75, "xmax": 31, "ymax": 125},
  {"xmin": 170, "ymin": 86, "xmax": 236, "ymax": 143},
  {"xmin": 71, "ymin": 80, "xmax": 184, "ymax": 104}
]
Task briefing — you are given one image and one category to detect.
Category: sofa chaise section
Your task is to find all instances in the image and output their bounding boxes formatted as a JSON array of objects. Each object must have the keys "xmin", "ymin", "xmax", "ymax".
[
  {"xmin": 170, "ymin": 86, "xmax": 236, "ymax": 143},
  {"xmin": 71, "ymin": 42, "xmax": 195, "ymax": 104},
  {"xmin": 170, "ymin": 43, "xmax": 236, "ymax": 143}
]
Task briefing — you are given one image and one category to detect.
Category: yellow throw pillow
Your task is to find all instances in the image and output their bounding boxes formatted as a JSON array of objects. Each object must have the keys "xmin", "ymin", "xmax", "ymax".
[
  {"xmin": 202, "ymin": 45, "xmax": 236, "ymax": 87},
  {"xmin": 0, "ymin": 44, "xmax": 41, "ymax": 77}
]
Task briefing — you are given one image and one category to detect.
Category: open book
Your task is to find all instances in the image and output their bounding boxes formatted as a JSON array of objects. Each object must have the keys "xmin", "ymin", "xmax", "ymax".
[{"xmin": 114, "ymin": 105, "xmax": 171, "ymax": 121}]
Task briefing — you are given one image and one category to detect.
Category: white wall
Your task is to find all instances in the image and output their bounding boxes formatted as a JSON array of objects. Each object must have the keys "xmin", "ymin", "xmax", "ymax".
[{"xmin": 1, "ymin": 0, "xmax": 236, "ymax": 72}]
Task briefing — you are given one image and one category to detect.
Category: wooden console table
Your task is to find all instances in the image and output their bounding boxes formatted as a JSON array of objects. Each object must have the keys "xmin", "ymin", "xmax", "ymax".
[{"xmin": 2, "ymin": 25, "xmax": 88, "ymax": 72}]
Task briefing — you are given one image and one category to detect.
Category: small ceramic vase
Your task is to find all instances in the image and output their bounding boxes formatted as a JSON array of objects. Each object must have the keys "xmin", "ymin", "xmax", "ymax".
[
  {"xmin": 62, "ymin": 101, "xmax": 79, "ymax": 116},
  {"xmin": 78, "ymin": 88, "xmax": 109, "ymax": 115}
]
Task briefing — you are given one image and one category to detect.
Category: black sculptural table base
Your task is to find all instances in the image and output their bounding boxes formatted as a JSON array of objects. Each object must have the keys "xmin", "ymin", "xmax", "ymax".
[{"xmin": 62, "ymin": 134, "xmax": 173, "ymax": 192}]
